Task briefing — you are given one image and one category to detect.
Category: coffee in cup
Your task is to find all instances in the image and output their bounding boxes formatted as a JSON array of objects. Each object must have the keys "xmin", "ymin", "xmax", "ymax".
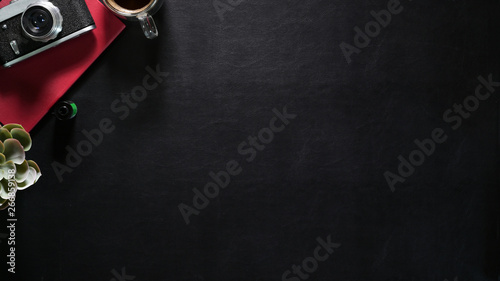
[{"xmin": 103, "ymin": 0, "xmax": 163, "ymax": 39}]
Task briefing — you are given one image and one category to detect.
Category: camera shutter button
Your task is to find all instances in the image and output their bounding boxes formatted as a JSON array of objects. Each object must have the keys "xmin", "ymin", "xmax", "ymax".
[{"xmin": 9, "ymin": 40, "xmax": 20, "ymax": 55}]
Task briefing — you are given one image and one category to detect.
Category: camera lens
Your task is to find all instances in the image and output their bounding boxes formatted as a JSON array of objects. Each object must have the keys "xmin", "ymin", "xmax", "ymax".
[
  {"xmin": 21, "ymin": 2, "xmax": 63, "ymax": 42},
  {"xmin": 32, "ymin": 12, "xmax": 48, "ymax": 29},
  {"xmin": 24, "ymin": 8, "xmax": 52, "ymax": 34}
]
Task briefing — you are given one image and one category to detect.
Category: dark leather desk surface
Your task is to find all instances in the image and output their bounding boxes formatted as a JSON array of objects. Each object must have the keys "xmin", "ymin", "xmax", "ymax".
[{"xmin": 1, "ymin": 0, "xmax": 499, "ymax": 280}]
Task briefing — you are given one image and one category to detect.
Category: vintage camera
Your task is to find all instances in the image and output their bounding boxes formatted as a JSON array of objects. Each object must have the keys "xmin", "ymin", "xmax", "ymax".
[{"xmin": 0, "ymin": 0, "xmax": 95, "ymax": 67}]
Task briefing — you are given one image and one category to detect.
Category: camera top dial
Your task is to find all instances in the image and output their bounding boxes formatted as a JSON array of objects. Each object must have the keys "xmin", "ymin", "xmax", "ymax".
[{"xmin": 21, "ymin": 1, "xmax": 63, "ymax": 42}]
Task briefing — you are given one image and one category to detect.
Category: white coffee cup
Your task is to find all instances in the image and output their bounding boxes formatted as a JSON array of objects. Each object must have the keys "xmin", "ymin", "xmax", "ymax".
[{"xmin": 103, "ymin": 0, "xmax": 163, "ymax": 39}]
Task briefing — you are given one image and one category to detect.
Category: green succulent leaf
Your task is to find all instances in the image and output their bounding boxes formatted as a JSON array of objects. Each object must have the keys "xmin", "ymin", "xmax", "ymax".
[
  {"xmin": 0, "ymin": 179, "xmax": 8, "ymax": 199},
  {"xmin": 0, "ymin": 197, "xmax": 8, "ymax": 210},
  {"xmin": 0, "ymin": 128, "xmax": 12, "ymax": 142},
  {"xmin": 3, "ymin": 139, "xmax": 25, "ymax": 165},
  {"xmin": 0, "ymin": 160, "xmax": 16, "ymax": 180},
  {"xmin": 27, "ymin": 160, "xmax": 42, "ymax": 183},
  {"xmin": 15, "ymin": 160, "xmax": 29, "ymax": 182},
  {"xmin": 0, "ymin": 124, "xmax": 41, "ymax": 205},
  {"xmin": 10, "ymin": 128, "xmax": 32, "ymax": 151},
  {"xmin": 0, "ymin": 178, "xmax": 16, "ymax": 200},
  {"xmin": 17, "ymin": 167, "xmax": 38, "ymax": 190},
  {"xmin": 2, "ymin": 124, "xmax": 24, "ymax": 131}
]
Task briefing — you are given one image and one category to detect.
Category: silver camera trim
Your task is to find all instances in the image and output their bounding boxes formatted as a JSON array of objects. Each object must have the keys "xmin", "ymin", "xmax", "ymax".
[
  {"xmin": 0, "ymin": 0, "xmax": 33, "ymax": 23},
  {"xmin": 21, "ymin": 1, "xmax": 63, "ymax": 42},
  {"xmin": 3, "ymin": 24, "xmax": 96, "ymax": 67}
]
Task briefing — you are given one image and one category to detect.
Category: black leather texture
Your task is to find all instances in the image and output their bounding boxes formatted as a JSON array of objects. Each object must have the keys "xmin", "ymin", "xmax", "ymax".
[{"xmin": 1, "ymin": 0, "xmax": 499, "ymax": 280}]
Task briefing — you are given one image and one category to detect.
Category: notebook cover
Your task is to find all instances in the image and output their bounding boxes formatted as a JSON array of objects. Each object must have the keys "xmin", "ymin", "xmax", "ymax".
[{"xmin": 0, "ymin": 0, "xmax": 125, "ymax": 131}]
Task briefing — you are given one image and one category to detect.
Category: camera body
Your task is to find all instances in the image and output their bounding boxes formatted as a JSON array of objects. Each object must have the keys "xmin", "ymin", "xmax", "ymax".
[{"xmin": 0, "ymin": 0, "xmax": 95, "ymax": 67}]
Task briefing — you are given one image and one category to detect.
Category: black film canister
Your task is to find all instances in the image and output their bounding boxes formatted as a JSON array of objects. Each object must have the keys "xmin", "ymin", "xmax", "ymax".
[{"xmin": 54, "ymin": 101, "xmax": 77, "ymax": 120}]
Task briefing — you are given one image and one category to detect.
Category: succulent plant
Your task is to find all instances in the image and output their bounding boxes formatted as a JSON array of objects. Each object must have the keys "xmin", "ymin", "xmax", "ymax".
[{"xmin": 0, "ymin": 124, "xmax": 41, "ymax": 210}]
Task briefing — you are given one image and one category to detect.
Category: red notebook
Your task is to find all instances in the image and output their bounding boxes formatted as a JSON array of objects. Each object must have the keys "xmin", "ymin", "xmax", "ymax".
[{"xmin": 0, "ymin": 0, "xmax": 125, "ymax": 132}]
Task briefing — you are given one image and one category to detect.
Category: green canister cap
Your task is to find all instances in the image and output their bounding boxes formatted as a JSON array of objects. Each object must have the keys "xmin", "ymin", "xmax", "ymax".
[{"xmin": 54, "ymin": 101, "xmax": 77, "ymax": 120}]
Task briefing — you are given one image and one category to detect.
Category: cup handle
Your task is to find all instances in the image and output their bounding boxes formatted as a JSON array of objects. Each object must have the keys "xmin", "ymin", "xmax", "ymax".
[{"xmin": 137, "ymin": 13, "xmax": 158, "ymax": 39}]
